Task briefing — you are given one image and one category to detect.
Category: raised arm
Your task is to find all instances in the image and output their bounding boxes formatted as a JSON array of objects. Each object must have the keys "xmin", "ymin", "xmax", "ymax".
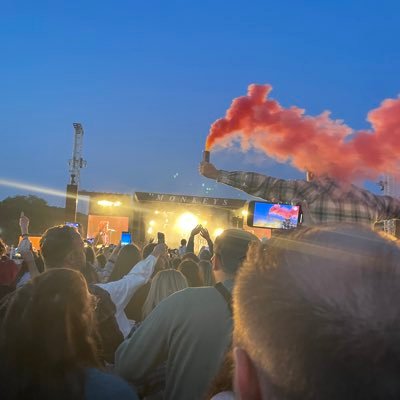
[
  {"xmin": 96, "ymin": 244, "xmax": 167, "ymax": 312},
  {"xmin": 186, "ymin": 225, "xmax": 202, "ymax": 254},
  {"xmin": 18, "ymin": 212, "xmax": 39, "ymax": 280},
  {"xmin": 200, "ymin": 161, "xmax": 310, "ymax": 203}
]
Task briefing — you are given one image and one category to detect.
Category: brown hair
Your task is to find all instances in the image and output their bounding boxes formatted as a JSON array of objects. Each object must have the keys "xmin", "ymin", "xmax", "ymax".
[
  {"xmin": 178, "ymin": 260, "xmax": 203, "ymax": 287},
  {"xmin": 40, "ymin": 225, "xmax": 83, "ymax": 270},
  {"xmin": 0, "ymin": 268, "xmax": 100, "ymax": 399},
  {"xmin": 108, "ymin": 244, "xmax": 142, "ymax": 282}
]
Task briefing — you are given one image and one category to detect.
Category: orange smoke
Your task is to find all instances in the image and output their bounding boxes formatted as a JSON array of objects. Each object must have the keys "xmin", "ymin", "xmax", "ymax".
[{"xmin": 206, "ymin": 84, "xmax": 400, "ymax": 182}]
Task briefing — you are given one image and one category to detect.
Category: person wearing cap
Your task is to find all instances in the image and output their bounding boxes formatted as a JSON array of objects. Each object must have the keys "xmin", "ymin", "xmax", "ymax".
[
  {"xmin": 115, "ymin": 229, "xmax": 258, "ymax": 400},
  {"xmin": 199, "ymin": 162, "xmax": 400, "ymax": 226}
]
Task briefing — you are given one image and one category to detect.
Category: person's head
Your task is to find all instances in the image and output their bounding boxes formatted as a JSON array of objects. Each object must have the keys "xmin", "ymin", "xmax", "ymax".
[
  {"xmin": 108, "ymin": 244, "xmax": 142, "ymax": 282},
  {"xmin": 199, "ymin": 248, "xmax": 212, "ymax": 261},
  {"xmin": 0, "ymin": 238, "xmax": 6, "ymax": 257},
  {"xmin": 234, "ymin": 224, "xmax": 400, "ymax": 400},
  {"xmin": 142, "ymin": 269, "xmax": 188, "ymax": 318},
  {"xmin": 181, "ymin": 252, "xmax": 200, "ymax": 263},
  {"xmin": 212, "ymin": 229, "xmax": 258, "ymax": 283},
  {"xmin": 0, "ymin": 268, "xmax": 99, "ymax": 398},
  {"xmin": 178, "ymin": 260, "xmax": 203, "ymax": 287},
  {"xmin": 171, "ymin": 256, "xmax": 182, "ymax": 270},
  {"xmin": 40, "ymin": 225, "xmax": 85, "ymax": 271},
  {"xmin": 198, "ymin": 260, "xmax": 215, "ymax": 286},
  {"xmin": 143, "ymin": 242, "xmax": 157, "ymax": 259},
  {"xmin": 180, "ymin": 239, "xmax": 187, "ymax": 247},
  {"xmin": 142, "ymin": 242, "xmax": 168, "ymax": 275}
]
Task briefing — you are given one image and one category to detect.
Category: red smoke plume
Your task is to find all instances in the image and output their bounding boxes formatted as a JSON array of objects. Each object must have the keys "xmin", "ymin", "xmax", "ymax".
[
  {"xmin": 269, "ymin": 204, "xmax": 299, "ymax": 220},
  {"xmin": 205, "ymin": 84, "xmax": 400, "ymax": 182}
]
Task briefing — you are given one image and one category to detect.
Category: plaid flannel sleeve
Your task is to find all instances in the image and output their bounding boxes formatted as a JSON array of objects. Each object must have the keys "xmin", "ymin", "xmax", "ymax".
[{"xmin": 217, "ymin": 170, "xmax": 310, "ymax": 203}]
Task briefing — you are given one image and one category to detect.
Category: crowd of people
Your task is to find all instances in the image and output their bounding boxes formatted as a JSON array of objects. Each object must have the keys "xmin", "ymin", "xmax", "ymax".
[{"xmin": 1, "ymin": 164, "xmax": 400, "ymax": 399}]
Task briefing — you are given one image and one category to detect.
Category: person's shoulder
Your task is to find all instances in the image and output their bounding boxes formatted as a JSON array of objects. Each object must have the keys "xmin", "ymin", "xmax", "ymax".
[
  {"xmin": 85, "ymin": 368, "xmax": 138, "ymax": 400},
  {"xmin": 164, "ymin": 286, "xmax": 220, "ymax": 306}
]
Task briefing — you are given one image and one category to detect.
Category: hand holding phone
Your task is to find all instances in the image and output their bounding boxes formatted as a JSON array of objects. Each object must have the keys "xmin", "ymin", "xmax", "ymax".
[
  {"xmin": 121, "ymin": 231, "xmax": 132, "ymax": 246},
  {"xmin": 247, "ymin": 201, "xmax": 302, "ymax": 230},
  {"xmin": 157, "ymin": 232, "xmax": 165, "ymax": 244}
]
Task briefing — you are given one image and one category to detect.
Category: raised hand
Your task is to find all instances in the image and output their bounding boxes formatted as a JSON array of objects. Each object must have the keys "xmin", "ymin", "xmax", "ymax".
[
  {"xmin": 190, "ymin": 224, "xmax": 203, "ymax": 237},
  {"xmin": 199, "ymin": 162, "xmax": 219, "ymax": 180},
  {"xmin": 200, "ymin": 227, "xmax": 211, "ymax": 241},
  {"xmin": 151, "ymin": 243, "xmax": 167, "ymax": 259},
  {"xmin": 19, "ymin": 211, "xmax": 29, "ymax": 235}
]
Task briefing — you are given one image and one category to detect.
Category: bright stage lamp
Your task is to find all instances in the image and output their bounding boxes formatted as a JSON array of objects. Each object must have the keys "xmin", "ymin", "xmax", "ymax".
[
  {"xmin": 213, "ymin": 228, "xmax": 224, "ymax": 238},
  {"xmin": 149, "ymin": 220, "xmax": 156, "ymax": 227},
  {"xmin": 97, "ymin": 200, "xmax": 122, "ymax": 207},
  {"xmin": 177, "ymin": 212, "xmax": 198, "ymax": 233},
  {"xmin": 147, "ymin": 227, "xmax": 154, "ymax": 235},
  {"xmin": 97, "ymin": 200, "xmax": 113, "ymax": 207}
]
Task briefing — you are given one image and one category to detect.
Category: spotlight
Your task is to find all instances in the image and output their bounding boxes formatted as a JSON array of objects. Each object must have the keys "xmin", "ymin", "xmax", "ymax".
[
  {"xmin": 177, "ymin": 212, "xmax": 199, "ymax": 233},
  {"xmin": 97, "ymin": 200, "xmax": 122, "ymax": 207},
  {"xmin": 147, "ymin": 227, "xmax": 154, "ymax": 235},
  {"xmin": 149, "ymin": 220, "xmax": 156, "ymax": 227}
]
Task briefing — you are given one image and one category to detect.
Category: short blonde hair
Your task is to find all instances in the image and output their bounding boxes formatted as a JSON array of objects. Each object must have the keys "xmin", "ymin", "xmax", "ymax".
[
  {"xmin": 234, "ymin": 224, "xmax": 400, "ymax": 399},
  {"xmin": 142, "ymin": 269, "xmax": 188, "ymax": 318}
]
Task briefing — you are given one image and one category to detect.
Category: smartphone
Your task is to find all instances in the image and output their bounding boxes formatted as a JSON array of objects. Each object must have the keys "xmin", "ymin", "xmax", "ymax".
[
  {"xmin": 157, "ymin": 232, "xmax": 165, "ymax": 244},
  {"xmin": 65, "ymin": 222, "xmax": 79, "ymax": 229},
  {"xmin": 247, "ymin": 201, "xmax": 302, "ymax": 230},
  {"xmin": 85, "ymin": 238, "xmax": 95, "ymax": 245},
  {"xmin": 121, "ymin": 231, "xmax": 132, "ymax": 246}
]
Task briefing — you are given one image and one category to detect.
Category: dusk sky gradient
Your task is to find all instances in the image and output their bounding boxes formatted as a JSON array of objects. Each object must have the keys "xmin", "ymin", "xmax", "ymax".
[{"xmin": 1, "ymin": 0, "xmax": 399, "ymax": 208}]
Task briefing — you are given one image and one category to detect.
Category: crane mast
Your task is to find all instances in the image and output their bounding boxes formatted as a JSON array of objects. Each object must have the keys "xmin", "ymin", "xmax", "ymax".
[
  {"xmin": 69, "ymin": 123, "xmax": 87, "ymax": 185},
  {"xmin": 65, "ymin": 123, "xmax": 87, "ymax": 222}
]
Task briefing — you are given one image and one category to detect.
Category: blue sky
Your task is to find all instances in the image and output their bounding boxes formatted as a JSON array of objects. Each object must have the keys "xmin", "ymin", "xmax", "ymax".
[{"xmin": 1, "ymin": 0, "xmax": 399, "ymax": 207}]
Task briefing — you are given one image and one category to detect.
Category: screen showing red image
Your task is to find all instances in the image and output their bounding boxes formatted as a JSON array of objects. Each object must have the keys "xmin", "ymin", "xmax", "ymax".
[{"xmin": 87, "ymin": 215, "xmax": 129, "ymax": 245}]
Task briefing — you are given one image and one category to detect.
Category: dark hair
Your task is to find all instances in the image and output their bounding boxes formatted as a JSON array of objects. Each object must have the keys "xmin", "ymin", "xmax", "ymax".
[
  {"xmin": 235, "ymin": 224, "xmax": 400, "ymax": 400},
  {"xmin": 214, "ymin": 229, "xmax": 258, "ymax": 275},
  {"xmin": 81, "ymin": 262, "xmax": 99, "ymax": 284},
  {"xmin": 181, "ymin": 252, "xmax": 200, "ymax": 263},
  {"xmin": 198, "ymin": 260, "xmax": 215, "ymax": 286},
  {"xmin": 0, "ymin": 269, "xmax": 99, "ymax": 399},
  {"xmin": 84, "ymin": 245, "xmax": 96, "ymax": 265},
  {"xmin": 143, "ymin": 243, "xmax": 157, "ymax": 259},
  {"xmin": 199, "ymin": 249, "xmax": 212, "ymax": 261},
  {"xmin": 108, "ymin": 244, "xmax": 142, "ymax": 283},
  {"xmin": 180, "ymin": 239, "xmax": 187, "ymax": 246},
  {"xmin": 178, "ymin": 260, "xmax": 203, "ymax": 287},
  {"xmin": 40, "ymin": 225, "xmax": 82, "ymax": 270},
  {"xmin": 171, "ymin": 257, "xmax": 182, "ymax": 270},
  {"xmin": 96, "ymin": 253, "xmax": 107, "ymax": 269}
]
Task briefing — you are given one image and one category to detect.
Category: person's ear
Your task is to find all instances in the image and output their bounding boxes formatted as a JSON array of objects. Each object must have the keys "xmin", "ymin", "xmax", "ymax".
[{"xmin": 234, "ymin": 347, "xmax": 263, "ymax": 400}]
